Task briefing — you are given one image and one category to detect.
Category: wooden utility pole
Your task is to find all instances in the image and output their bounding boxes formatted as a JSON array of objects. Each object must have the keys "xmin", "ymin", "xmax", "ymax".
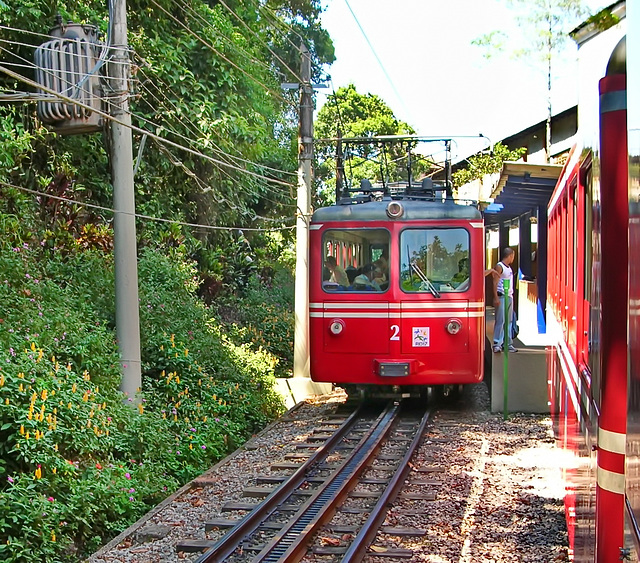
[
  {"xmin": 293, "ymin": 43, "xmax": 313, "ymax": 379},
  {"xmin": 110, "ymin": 0, "xmax": 142, "ymax": 399}
]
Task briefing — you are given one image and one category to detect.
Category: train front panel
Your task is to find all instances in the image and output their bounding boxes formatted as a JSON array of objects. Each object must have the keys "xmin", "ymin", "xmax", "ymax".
[{"xmin": 309, "ymin": 200, "xmax": 484, "ymax": 388}]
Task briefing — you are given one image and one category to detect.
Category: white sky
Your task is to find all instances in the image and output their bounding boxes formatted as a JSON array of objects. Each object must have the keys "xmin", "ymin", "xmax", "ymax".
[{"xmin": 317, "ymin": 0, "xmax": 607, "ymax": 160}]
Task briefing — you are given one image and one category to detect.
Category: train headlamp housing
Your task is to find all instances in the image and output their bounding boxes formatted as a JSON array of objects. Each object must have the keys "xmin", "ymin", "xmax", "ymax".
[
  {"xmin": 446, "ymin": 319, "xmax": 463, "ymax": 335},
  {"xmin": 386, "ymin": 201, "xmax": 404, "ymax": 219}
]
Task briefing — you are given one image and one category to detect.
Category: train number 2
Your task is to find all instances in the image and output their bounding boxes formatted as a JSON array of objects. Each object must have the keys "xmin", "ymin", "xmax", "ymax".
[{"xmin": 390, "ymin": 325, "xmax": 400, "ymax": 341}]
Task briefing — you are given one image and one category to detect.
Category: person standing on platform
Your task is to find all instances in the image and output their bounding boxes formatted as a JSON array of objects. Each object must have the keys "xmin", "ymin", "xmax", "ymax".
[{"xmin": 492, "ymin": 247, "xmax": 518, "ymax": 353}]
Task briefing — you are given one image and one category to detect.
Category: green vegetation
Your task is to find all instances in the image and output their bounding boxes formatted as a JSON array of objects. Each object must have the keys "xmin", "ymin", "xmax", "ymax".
[
  {"xmin": 452, "ymin": 142, "xmax": 527, "ymax": 189},
  {"xmin": 0, "ymin": 216, "xmax": 286, "ymax": 561},
  {"xmin": 314, "ymin": 84, "xmax": 428, "ymax": 204},
  {"xmin": 0, "ymin": 0, "xmax": 333, "ymax": 560}
]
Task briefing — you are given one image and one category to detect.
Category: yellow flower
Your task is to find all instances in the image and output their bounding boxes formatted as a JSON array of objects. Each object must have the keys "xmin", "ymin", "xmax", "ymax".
[
  {"xmin": 4, "ymin": 398, "xmax": 8, "ymax": 405},
  {"xmin": 138, "ymin": 403, "xmax": 144, "ymax": 415},
  {"xmin": 20, "ymin": 425, "xmax": 24, "ymax": 435},
  {"xmin": 52, "ymin": 467, "xmax": 57, "ymax": 474},
  {"xmin": 184, "ymin": 349, "xmax": 189, "ymax": 356},
  {"xmin": 37, "ymin": 349, "xmax": 43, "ymax": 362},
  {"xmin": 18, "ymin": 383, "xmax": 23, "ymax": 392},
  {"xmin": 41, "ymin": 389, "xmax": 48, "ymax": 401},
  {"xmin": 0, "ymin": 374, "xmax": 4, "ymax": 387},
  {"xmin": 34, "ymin": 466, "xmax": 42, "ymax": 479},
  {"xmin": 68, "ymin": 402, "xmax": 72, "ymax": 410},
  {"xmin": 54, "ymin": 444, "xmax": 58, "ymax": 451},
  {"xmin": 71, "ymin": 383, "xmax": 77, "ymax": 393},
  {"xmin": 30, "ymin": 342, "xmax": 36, "ymax": 352},
  {"xmin": 25, "ymin": 432, "xmax": 30, "ymax": 440},
  {"xmin": 51, "ymin": 531, "xmax": 56, "ymax": 542},
  {"xmin": 66, "ymin": 363, "xmax": 71, "ymax": 371}
]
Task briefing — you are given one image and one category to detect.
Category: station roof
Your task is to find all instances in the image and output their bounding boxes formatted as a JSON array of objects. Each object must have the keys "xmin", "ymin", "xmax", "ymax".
[{"xmin": 484, "ymin": 161, "xmax": 564, "ymax": 226}]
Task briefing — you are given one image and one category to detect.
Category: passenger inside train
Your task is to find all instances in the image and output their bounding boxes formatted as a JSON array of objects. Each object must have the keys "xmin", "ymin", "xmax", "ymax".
[{"xmin": 353, "ymin": 263, "xmax": 382, "ymax": 291}]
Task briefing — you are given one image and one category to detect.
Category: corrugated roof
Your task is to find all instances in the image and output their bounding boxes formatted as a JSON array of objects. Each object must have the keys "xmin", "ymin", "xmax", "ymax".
[{"xmin": 484, "ymin": 162, "xmax": 563, "ymax": 226}]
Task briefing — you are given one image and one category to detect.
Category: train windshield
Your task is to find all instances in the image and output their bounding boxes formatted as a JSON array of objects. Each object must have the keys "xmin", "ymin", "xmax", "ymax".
[
  {"xmin": 400, "ymin": 228, "xmax": 470, "ymax": 294},
  {"xmin": 322, "ymin": 229, "xmax": 390, "ymax": 292}
]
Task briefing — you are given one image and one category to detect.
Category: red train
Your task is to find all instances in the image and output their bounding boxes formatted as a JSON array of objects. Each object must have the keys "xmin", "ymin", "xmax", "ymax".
[
  {"xmin": 308, "ymin": 174, "xmax": 485, "ymax": 397},
  {"xmin": 546, "ymin": 8, "xmax": 636, "ymax": 561}
]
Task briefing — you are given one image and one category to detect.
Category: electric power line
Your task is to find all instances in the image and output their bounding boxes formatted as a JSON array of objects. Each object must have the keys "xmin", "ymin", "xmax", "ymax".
[
  {"xmin": 0, "ymin": 179, "xmax": 296, "ymax": 232},
  {"xmin": 148, "ymin": 0, "xmax": 295, "ymax": 110},
  {"xmin": 0, "ymin": 63, "xmax": 296, "ymax": 190},
  {"xmin": 342, "ymin": 0, "xmax": 415, "ymax": 126},
  {"xmin": 0, "ymin": 39, "xmax": 299, "ymax": 196}
]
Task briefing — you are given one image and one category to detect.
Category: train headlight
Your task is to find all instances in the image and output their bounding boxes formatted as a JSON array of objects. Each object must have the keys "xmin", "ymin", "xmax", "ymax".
[
  {"xmin": 446, "ymin": 319, "xmax": 462, "ymax": 335},
  {"xmin": 329, "ymin": 319, "xmax": 345, "ymax": 335},
  {"xmin": 386, "ymin": 201, "xmax": 404, "ymax": 219}
]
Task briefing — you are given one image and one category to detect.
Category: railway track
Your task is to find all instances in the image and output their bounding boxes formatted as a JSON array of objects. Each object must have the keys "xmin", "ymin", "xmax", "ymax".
[{"xmin": 182, "ymin": 399, "xmax": 431, "ymax": 562}]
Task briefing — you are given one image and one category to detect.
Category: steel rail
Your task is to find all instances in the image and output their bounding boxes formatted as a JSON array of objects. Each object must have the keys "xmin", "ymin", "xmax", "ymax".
[
  {"xmin": 340, "ymin": 406, "xmax": 432, "ymax": 561},
  {"xmin": 194, "ymin": 404, "xmax": 365, "ymax": 563},
  {"xmin": 253, "ymin": 401, "xmax": 402, "ymax": 563}
]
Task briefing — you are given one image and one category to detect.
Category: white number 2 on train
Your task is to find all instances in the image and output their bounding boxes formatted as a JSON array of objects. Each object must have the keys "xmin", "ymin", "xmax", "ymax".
[{"xmin": 390, "ymin": 325, "xmax": 400, "ymax": 341}]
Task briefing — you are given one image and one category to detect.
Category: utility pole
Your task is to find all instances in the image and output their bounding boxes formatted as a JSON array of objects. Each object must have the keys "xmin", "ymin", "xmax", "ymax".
[
  {"xmin": 110, "ymin": 0, "xmax": 142, "ymax": 400},
  {"xmin": 293, "ymin": 43, "xmax": 313, "ymax": 379}
]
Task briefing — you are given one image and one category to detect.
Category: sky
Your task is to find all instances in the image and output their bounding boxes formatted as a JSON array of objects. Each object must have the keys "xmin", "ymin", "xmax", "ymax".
[{"xmin": 316, "ymin": 0, "xmax": 607, "ymax": 161}]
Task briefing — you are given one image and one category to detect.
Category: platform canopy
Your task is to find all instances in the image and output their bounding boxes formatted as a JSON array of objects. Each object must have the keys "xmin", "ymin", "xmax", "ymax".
[{"xmin": 484, "ymin": 162, "xmax": 564, "ymax": 226}]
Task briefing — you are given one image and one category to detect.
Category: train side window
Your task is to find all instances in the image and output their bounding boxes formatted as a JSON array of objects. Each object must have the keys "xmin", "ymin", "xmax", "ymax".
[
  {"xmin": 399, "ymin": 228, "xmax": 471, "ymax": 293},
  {"xmin": 322, "ymin": 229, "xmax": 390, "ymax": 292}
]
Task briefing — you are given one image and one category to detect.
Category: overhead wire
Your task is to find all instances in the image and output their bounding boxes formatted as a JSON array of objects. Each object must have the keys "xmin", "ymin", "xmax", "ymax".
[
  {"xmin": 342, "ymin": 0, "xmax": 415, "ymax": 126},
  {"xmin": 0, "ymin": 35, "xmax": 297, "ymax": 188},
  {"xmin": 216, "ymin": 0, "xmax": 302, "ymax": 83},
  {"xmin": 129, "ymin": 76, "xmax": 298, "ymax": 204},
  {"xmin": 171, "ymin": 0, "xmax": 298, "ymax": 83},
  {"xmin": 0, "ymin": 179, "xmax": 295, "ymax": 231},
  {"xmin": 0, "ymin": 63, "xmax": 297, "ymax": 190},
  {"xmin": 1, "ymin": 20, "xmax": 301, "ymax": 211},
  {"xmin": 0, "ymin": 35, "xmax": 299, "ymax": 199},
  {"xmin": 147, "ymin": 0, "xmax": 295, "ymax": 109},
  {"xmin": 130, "ymin": 56, "xmax": 297, "ymax": 180}
]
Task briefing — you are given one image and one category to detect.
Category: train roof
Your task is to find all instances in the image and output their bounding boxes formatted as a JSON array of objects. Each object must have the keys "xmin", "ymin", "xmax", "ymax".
[{"xmin": 311, "ymin": 199, "xmax": 482, "ymax": 223}]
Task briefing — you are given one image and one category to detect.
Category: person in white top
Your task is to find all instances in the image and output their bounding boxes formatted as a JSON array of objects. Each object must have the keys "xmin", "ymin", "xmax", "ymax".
[{"xmin": 492, "ymin": 247, "xmax": 518, "ymax": 353}]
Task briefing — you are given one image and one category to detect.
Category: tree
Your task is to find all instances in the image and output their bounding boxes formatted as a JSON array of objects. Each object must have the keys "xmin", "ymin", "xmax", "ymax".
[
  {"xmin": 0, "ymin": 0, "xmax": 334, "ymax": 238},
  {"xmin": 452, "ymin": 142, "xmax": 527, "ymax": 189},
  {"xmin": 473, "ymin": 0, "xmax": 587, "ymax": 162},
  {"xmin": 315, "ymin": 84, "xmax": 428, "ymax": 204}
]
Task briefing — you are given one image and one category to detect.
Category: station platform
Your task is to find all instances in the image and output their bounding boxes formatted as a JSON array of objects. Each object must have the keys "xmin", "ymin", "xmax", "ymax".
[{"xmin": 486, "ymin": 283, "xmax": 554, "ymax": 414}]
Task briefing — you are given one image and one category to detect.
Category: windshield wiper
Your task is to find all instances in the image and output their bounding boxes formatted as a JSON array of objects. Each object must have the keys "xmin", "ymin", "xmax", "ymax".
[{"xmin": 410, "ymin": 260, "xmax": 441, "ymax": 298}]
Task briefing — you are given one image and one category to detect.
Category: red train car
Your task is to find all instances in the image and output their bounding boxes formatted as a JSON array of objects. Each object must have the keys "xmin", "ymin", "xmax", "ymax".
[
  {"xmin": 547, "ymin": 7, "xmax": 632, "ymax": 560},
  {"xmin": 309, "ymin": 188, "xmax": 485, "ymax": 396}
]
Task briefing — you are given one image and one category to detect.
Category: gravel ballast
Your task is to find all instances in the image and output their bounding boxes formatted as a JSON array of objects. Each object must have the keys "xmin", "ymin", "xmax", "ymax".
[{"xmin": 89, "ymin": 383, "xmax": 569, "ymax": 563}]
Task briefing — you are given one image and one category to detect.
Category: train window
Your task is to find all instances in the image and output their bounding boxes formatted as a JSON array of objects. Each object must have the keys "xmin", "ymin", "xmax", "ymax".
[
  {"xmin": 322, "ymin": 229, "xmax": 390, "ymax": 292},
  {"xmin": 400, "ymin": 228, "xmax": 470, "ymax": 293}
]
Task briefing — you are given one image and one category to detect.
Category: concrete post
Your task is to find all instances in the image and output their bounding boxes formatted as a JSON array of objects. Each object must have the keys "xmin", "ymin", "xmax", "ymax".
[
  {"xmin": 293, "ymin": 43, "xmax": 312, "ymax": 379},
  {"xmin": 110, "ymin": 0, "xmax": 142, "ymax": 400}
]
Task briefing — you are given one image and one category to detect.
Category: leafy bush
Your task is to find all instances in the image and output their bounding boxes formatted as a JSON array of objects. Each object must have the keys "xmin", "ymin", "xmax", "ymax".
[
  {"xmin": 217, "ymin": 268, "xmax": 295, "ymax": 377},
  {"xmin": 0, "ymin": 235, "xmax": 286, "ymax": 562}
]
